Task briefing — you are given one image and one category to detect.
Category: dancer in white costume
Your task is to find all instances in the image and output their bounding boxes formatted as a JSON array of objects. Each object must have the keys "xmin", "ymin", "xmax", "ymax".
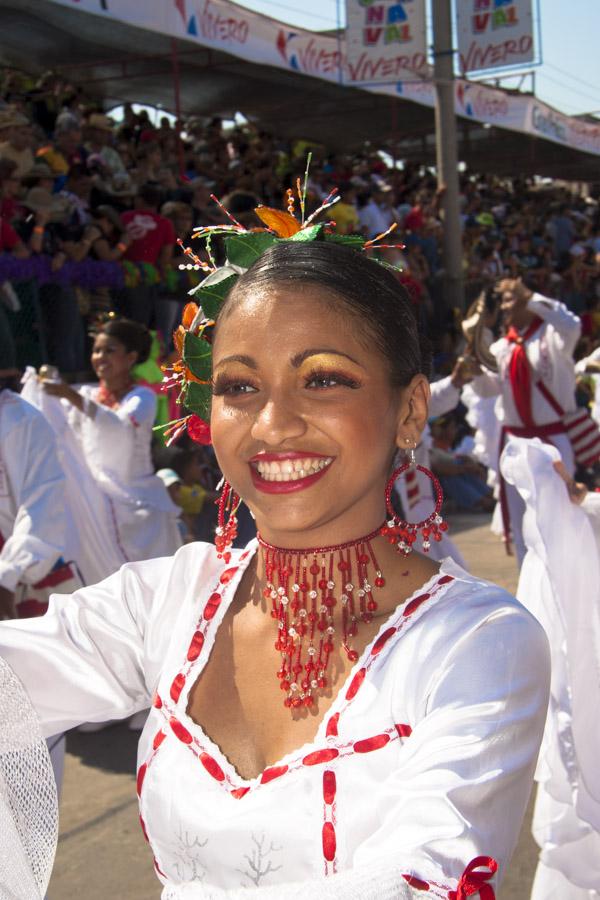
[
  {"xmin": 23, "ymin": 318, "xmax": 182, "ymax": 583},
  {"xmin": 0, "ymin": 374, "xmax": 82, "ymax": 797},
  {"xmin": 471, "ymin": 278, "xmax": 582, "ymax": 563},
  {"xmin": 501, "ymin": 437, "xmax": 600, "ymax": 900},
  {"xmin": 0, "ymin": 221, "xmax": 549, "ymax": 896}
]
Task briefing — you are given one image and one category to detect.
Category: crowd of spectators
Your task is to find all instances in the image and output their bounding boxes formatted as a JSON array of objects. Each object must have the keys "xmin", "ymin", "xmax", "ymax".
[
  {"xmin": 2, "ymin": 67, "xmax": 600, "ymax": 375},
  {"xmin": 2, "ymin": 66, "xmax": 600, "ymax": 515}
]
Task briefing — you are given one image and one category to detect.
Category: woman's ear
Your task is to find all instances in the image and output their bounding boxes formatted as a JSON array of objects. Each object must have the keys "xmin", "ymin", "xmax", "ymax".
[{"xmin": 394, "ymin": 374, "xmax": 430, "ymax": 450}]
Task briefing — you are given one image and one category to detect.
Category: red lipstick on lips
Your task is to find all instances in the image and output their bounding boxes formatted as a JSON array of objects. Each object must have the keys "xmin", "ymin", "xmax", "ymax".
[{"xmin": 249, "ymin": 452, "xmax": 334, "ymax": 495}]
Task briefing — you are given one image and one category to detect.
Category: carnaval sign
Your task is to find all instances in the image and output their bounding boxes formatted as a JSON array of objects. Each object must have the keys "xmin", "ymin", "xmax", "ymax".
[
  {"xmin": 344, "ymin": 0, "xmax": 428, "ymax": 83},
  {"xmin": 455, "ymin": 0, "xmax": 537, "ymax": 75},
  {"xmin": 43, "ymin": 0, "xmax": 600, "ymax": 158}
]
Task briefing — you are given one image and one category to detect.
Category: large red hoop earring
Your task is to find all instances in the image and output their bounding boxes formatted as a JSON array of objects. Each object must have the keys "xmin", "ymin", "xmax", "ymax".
[
  {"xmin": 381, "ymin": 462, "xmax": 447, "ymax": 554},
  {"xmin": 215, "ymin": 481, "xmax": 240, "ymax": 562}
]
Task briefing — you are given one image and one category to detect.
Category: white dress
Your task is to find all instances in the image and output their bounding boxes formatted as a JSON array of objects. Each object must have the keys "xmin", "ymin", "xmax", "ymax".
[
  {"xmin": 20, "ymin": 374, "xmax": 182, "ymax": 584},
  {"xmin": 0, "ymin": 544, "xmax": 549, "ymax": 898},
  {"xmin": 501, "ymin": 437, "xmax": 600, "ymax": 899}
]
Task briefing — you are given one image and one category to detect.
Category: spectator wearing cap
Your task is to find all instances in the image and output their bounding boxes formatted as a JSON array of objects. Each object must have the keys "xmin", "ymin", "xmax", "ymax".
[
  {"xmin": 21, "ymin": 161, "xmax": 54, "ymax": 194},
  {"xmin": 0, "ymin": 109, "xmax": 34, "ymax": 179},
  {"xmin": 85, "ymin": 113, "xmax": 124, "ymax": 175},
  {"xmin": 119, "ymin": 183, "xmax": 175, "ymax": 326},
  {"xmin": 36, "ymin": 122, "xmax": 86, "ymax": 180}
]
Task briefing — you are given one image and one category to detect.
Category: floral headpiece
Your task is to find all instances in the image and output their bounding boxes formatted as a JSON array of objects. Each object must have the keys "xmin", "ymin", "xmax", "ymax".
[{"xmin": 162, "ymin": 158, "xmax": 401, "ymax": 446}]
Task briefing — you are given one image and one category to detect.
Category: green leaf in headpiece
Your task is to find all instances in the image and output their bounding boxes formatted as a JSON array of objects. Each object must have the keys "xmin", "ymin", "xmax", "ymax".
[
  {"xmin": 183, "ymin": 331, "xmax": 212, "ymax": 382},
  {"xmin": 225, "ymin": 233, "xmax": 276, "ymax": 270},
  {"xmin": 184, "ymin": 381, "xmax": 212, "ymax": 421},
  {"xmin": 284, "ymin": 224, "xmax": 323, "ymax": 242},
  {"xmin": 195, "ymin": 272, "xmax": 238, "ymax": 320},
  {"xmin": 325, "ymin": 234, "xmax": 365, "ymax": 249}
]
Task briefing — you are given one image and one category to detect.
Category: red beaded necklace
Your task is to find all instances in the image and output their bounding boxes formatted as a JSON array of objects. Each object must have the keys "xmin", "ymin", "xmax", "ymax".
[
  {"xmin": 257, "ymin": 525, "xmax": 387, "ymax": 711},
  {"xmin": 96, "ymin": 379, "xmax": 134, "ymax": 409}
]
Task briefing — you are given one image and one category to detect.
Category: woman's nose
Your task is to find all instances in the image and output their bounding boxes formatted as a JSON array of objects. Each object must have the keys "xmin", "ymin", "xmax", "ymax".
[{"xmin": 250, "ymin": 395, "xmax": 306, "ymax": 446}]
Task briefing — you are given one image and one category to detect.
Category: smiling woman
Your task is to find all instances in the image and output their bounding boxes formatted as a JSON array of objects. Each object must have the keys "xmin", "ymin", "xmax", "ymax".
[{"xmin": 0, "ymin": 222, "xmax": 549, "ymax": 898}]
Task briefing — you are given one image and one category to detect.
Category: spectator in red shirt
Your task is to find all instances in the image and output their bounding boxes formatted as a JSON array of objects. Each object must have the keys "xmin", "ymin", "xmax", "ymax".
[
  {"xmin": 0, "ymin": 216, "xmax": 24, "ymax": 255},
  {"xmin": 118, "ymin": 183, "xmax": 175, "ymax": 326},
  {"xmin": 121, "ymin": 183, "xmax": 175, "ymax": 267},
  {"xmin": 0, "ymin": 159, "xmax": 22, "ymax": 223}
]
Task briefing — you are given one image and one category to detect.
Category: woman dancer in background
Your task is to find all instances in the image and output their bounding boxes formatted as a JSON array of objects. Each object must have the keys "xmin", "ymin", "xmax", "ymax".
[{"xmin": 27, "ymin": 318, "xmax": 182, "ymax": 581}]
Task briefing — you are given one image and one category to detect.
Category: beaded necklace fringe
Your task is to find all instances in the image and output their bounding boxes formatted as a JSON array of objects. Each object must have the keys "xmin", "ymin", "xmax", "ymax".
[{"xmin": 257, "ymin": 526, "xmax": 386, "ymax": 710}]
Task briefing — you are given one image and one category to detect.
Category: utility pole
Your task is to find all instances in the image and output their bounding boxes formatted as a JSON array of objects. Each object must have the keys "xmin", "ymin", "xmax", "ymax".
[{"xmin": 432, "ymin": 0, "xmax": 464, "ymax": 312}]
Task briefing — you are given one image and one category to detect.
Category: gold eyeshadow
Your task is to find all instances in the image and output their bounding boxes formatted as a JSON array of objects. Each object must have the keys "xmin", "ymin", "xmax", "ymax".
[{"xmin": 296, "ymin": 353, "xmax": 364, "ymax": 378}]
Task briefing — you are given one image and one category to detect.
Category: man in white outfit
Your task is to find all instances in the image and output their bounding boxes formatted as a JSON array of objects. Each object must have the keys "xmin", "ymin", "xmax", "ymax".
[
  {"xmin": 471, "ymin": 279, "xmax": 582, "ymax": 563},
  {"xmin": 395, "ymin": 357, "xmax": 473, "ymax": 569},
  {"xmin": 0, "ymin": 370, "xmax": 81, "ymax": 790}
]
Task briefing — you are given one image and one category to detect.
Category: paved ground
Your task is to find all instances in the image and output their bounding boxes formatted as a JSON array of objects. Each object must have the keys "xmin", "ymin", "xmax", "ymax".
[{"xmin": 48, "ymin": 514, "xmax": 537, "ymax": 899}]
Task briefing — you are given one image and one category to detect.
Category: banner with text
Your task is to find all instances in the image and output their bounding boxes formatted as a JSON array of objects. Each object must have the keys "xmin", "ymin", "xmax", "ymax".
[
  {"xmin": 44, "ymin": 0, "xmax": 600, "ymax": 157},
  {"xmin": 455, "ymin": 0, "xmax": 537, "ymax": 75},
  {"xmin": 344, "ymin": 0, "xmax": 428, "ymax": 84}
]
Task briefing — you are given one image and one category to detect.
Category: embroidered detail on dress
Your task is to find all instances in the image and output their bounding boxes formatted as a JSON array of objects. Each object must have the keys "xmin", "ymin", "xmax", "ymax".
[
  {"xmin": 322, "ymin": 770, "xmax": 337, "ymax": 875},
  {"xmin": 235, "ymin": 833, "xmax": 282, "ymax": 887},
  {"xmin": 157, "ymin": 703, "xmax": 413, "ymax": 799},
  {"xmin": 171, "ymin": 822, "xmax": 209, "ymax": 883}
]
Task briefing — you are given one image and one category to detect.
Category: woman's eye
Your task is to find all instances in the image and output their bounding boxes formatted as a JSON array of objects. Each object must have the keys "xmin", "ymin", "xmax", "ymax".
[
  {"xmin": 212, "ymin": 380, "xmax": 258, "ymax": 396},
  {"xmin": 305, "ymin": 372, "xmax": 360, "ymax": 390}
]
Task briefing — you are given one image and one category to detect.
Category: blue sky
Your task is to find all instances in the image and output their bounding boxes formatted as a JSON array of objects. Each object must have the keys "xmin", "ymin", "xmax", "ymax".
[{"xmin": 231, "ymin": 0, "xmax": 600, "ymax": 118}]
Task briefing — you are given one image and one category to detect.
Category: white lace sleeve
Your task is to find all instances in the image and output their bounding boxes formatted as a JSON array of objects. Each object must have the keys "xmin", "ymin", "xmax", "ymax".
[{"xmin": 0, "ymin": 656, "xmax": 58, "ymax": 899}]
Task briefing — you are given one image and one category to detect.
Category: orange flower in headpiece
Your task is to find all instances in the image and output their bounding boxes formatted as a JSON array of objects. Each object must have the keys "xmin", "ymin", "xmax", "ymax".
[
  {"xmin": 173, "ymin": 325, "xmax": 185, "ymax": 358},
  {"xmin": 182, "ymin": 302, "xmax": 199, "ymax": 329},
  {"xmin": 254, "ymin": 205, "xmax": 301, "ymax": 237}
]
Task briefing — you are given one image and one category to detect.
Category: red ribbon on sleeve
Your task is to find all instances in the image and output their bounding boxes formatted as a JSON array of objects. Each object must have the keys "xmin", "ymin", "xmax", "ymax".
[{"xmin": 448, "ymin": 856, "xmax": 498, "ymax": 900}]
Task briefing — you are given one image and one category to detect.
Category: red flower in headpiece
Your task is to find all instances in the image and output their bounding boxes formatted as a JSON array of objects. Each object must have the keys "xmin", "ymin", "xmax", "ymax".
[{"xmin": 187, "ymin": 415, "xmax": 212, "ymax": 445}]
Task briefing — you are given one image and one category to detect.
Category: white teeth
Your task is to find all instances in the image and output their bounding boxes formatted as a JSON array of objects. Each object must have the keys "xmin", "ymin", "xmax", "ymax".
[{"xmin": 253, "ymin": 457, "xmax": 333, "ymax": 482}]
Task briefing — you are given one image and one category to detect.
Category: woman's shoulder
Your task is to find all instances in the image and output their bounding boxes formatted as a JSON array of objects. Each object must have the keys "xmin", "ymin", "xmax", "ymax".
[
  {"xmin": 429, "ymin": 558, "xmax": 541, "ymax": 629},
  {"xmin": 127, "ymin": 383, "xmax": 156, "ymax": 401},
  {"xmin": 119, "ymin": 539, "xmax": 255, "ymax": 602},
  {"xmin": 396, "ymin": 558, "xmax": 548, "ymax": 671}
]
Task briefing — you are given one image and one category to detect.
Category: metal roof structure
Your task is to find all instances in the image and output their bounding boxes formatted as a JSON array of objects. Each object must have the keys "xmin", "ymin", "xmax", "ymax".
[{"xmin": 1, "ymin": 0, "xmax": 598, "ymax": 181}]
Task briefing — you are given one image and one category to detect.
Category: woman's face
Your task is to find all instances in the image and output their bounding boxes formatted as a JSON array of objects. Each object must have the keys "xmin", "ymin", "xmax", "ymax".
[
  {"xmin": 210, "ymin": 283, "xmax": 428, "ymax": 546},
  {"xmin": 91, "ymin": 333, "xmax": 137, "ymax": 382}
]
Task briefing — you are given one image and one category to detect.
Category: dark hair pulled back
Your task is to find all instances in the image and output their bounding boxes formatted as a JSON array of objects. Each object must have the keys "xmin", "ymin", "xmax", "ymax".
[
  {"xmin": 101, "ymin": 317, "xmax": 152, "ymax": 364},
  {"xmin": 222, "ymin": 240, "xmax": 431, "ymax": 386}
]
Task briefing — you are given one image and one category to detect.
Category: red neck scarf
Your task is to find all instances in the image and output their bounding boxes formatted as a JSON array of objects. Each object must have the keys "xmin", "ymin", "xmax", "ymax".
[{"xmin": 505, "ymin": 316, "xmax": 543, "ymax": 428}]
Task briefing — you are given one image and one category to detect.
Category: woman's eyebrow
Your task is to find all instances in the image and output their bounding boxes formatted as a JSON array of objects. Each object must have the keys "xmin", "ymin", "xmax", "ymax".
[
  {"xmin": 291, "ymin": 348, "xmax": 363, "ymax": 368},
  {"xmin": 213, "ymin": 354, "xmax": 257, "ymax": 370}
]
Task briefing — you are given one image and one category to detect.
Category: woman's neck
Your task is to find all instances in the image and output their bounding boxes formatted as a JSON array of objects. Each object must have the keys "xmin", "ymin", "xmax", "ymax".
[{"xmin": 100, "ymin": 373, "xmax": 133, "ymax": 399}]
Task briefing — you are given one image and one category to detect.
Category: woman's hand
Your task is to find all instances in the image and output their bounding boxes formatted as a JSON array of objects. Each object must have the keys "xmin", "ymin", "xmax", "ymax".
[
  {"xmin": 553, "ymin": 460, "xmax": 588, "ymax": 505},
  {"xmin": 42, "ymin": 381, "xmax": 84, "ymax": 410}
]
